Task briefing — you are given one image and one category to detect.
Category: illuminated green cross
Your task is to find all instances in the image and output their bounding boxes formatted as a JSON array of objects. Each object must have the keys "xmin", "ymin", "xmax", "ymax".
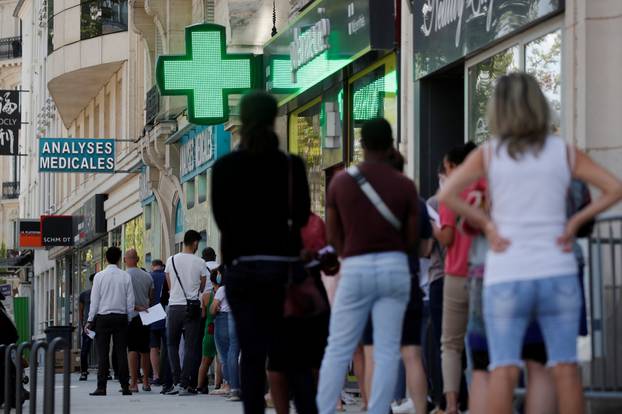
[{"xmin": 156, "ymin": 24, "xmax": 255, "ymax": 125}]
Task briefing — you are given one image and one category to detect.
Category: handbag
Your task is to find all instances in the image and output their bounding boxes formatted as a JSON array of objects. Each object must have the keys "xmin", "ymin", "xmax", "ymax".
[
  {"xmin": 171, "ymin": 256, "xmax": 202, "ymax": 320},
  {"xmin": 283, "ymin": 155, "xmax": 329, "ymax": 319}
]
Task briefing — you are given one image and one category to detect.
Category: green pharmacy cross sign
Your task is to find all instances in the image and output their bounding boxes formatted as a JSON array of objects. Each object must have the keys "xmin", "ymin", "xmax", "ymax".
[{"xmin": 156, "ymin": 24, "xmax": 255, "ymax": 125}]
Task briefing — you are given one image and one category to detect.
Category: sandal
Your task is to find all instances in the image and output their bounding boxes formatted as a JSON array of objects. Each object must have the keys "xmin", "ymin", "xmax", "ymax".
[{"xmin": 142, "ymin": 384, "xmax": 151, "ymax": 392}]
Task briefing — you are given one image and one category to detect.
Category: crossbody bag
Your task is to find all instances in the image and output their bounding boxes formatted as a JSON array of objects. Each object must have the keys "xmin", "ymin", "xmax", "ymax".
[
  {"xmin": 347, "ymin": 165, "xmax": 403, "ymax": 231},
  {"xmin": 171, "ymin": 256, "xmax": 202, "ymax": 320}
]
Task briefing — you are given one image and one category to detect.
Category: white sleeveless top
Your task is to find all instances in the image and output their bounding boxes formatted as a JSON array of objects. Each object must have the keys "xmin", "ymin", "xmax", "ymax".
[{"xmin": 484, "ymin": 136, "xmax": 577, "ymax": 285}]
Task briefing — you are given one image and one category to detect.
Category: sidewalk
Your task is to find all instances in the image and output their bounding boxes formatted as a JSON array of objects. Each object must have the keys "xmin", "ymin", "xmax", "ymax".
[{"xmin": 22, "ymin": 373, "xmax": 366, "ymax": 414}]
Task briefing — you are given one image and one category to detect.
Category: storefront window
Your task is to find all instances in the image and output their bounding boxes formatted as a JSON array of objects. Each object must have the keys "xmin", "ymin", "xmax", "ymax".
[
  {"xmin": 110, "ymin": 226, "xmax": 122, "ymax": 247},
  {"xmin": 290, "ymin": 99, "xmax": 324, "ymax": 217},
  {"xmin": 350, "ymin": 57, "xmax": 398, "ymax": 164},
  {"xmin": 197, "ymin": 173, "xmax": 207, "ymax": 204},
  {"xmin": 186, "ymin": 180, "xmax": 195, "ymax": 210},
  {"xmin": 468, "ymin": 29, "xmax": 563, "ymax": 142},
  {"xmin": 124, "ymin": 215, "xmax": 145, "ymax": 267},
  {"xmin": 526, "ymin": 30, "xmax": 562, "ymax": 133},
  {"xmin": 468, "ymin": 47, "xmax": 520, "ymax": 143},
  {"xmin": 144, "ymin": 203, "xmax": 152, "ymax": 230}
]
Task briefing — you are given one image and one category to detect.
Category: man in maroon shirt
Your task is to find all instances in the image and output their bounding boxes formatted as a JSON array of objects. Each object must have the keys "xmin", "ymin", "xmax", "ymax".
[{"xmin": 316, "ymin": 118, "xmax": 420, "ymax": 414}]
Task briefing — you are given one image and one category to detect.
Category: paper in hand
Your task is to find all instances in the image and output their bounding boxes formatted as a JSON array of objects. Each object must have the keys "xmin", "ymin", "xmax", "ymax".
[
  {"xmin": 85, "ymin": 328, "xmax": 96, "ymax": 339},
  {"xmin": 427, "ymin": 203, "xmax": 441, "ymax": 228},
  {"xmin": 139, "ymin": 303, "xmax": 167, "ymax": 325}
]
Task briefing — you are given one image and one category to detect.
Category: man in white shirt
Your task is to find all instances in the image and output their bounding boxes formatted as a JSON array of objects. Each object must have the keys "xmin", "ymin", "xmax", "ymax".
[
  {"xmin": 164, "ymin": 230, "xmax": 207, "ymax": 395},
  {"xmin": 86, "ymin": 246, "xmax": 134, "ymax": 396}
]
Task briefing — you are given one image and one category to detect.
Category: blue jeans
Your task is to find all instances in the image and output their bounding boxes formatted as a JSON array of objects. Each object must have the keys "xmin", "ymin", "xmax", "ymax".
[
  {"xmin": 214, "ymin": 312, "xmax": 230, "ymax": 384},
  {"xmin": 483, "ymin": 274, "xmax": 581, "ymax": 369},
  {"xmin": 317, "ymin": 252, "xmax": 410, "ymax": 414},
  {"xmin": 227, "ymin": 312, "xmax": 241, "ymax": 391}
]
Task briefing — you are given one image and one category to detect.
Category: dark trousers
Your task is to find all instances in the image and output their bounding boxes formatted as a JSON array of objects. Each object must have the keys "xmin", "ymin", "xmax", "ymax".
[
  {"xmin": 226, "ymin": 262, "xmax": 318, "ymax": 414},
  {"xmin": 94, "ymin": 313, "xmax": 130, "ymax": 390},
  {"xmin": 153, "ymin": 328, "xmax": 173, "ymax": 387},
  {"xmin": 167, "ymin": 305, "xmax": 202, "ymax": 388},
  {"xmin": 80, "ymin": 332, "xmax": 92, "ymax": 373}
]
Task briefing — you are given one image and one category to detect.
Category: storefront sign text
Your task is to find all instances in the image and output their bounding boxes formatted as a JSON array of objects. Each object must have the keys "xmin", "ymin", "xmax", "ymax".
[
  {"xmin": 39, "ymin": 138, "xmax": 116, "ymax": 173},
  {"xmin": 0, "ymin": 90, "xmax": 20, "ymax": 156},
  {"xmin": 264, "ymin": 0, "xmax": 393, "ymax": 103},
  {"xmin": 179, "ymin": 124, "xmax": 230, "ymax": 183},
  {"xmin": 414, "ymin": 0, "xmax": 563, "ymax": 79},
  {"xmin": 41, "ymin": 215, "xmax": 74, "ymax": 247},
  {"xmin": 290, "ymin": 18, "xmax": 331, "ymax": 82},
  {"xmin": 18, "ymin": 219, "xmax": 42, "ymax": 249}
]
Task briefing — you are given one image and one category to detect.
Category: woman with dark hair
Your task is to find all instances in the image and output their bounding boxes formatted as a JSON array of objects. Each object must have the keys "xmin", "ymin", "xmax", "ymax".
[
  {"xmin": 433, "ymin": 142, "xmax": 477, "ymax": 414},
  {"xmin": 212, "ymin": 91, "xmax": 313, "ymax": 414}
]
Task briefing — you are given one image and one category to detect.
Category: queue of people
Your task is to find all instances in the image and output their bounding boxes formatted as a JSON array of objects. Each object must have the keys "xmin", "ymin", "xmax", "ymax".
[{"xmin": 82, "ymin": 75, "xmax": 622, "ymax": 414}]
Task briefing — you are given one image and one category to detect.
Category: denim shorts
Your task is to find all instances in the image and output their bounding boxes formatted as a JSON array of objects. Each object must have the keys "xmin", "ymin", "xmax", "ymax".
[{"xmin": 483, "ymin": 274, "xmax": 581, "ymax": 369}]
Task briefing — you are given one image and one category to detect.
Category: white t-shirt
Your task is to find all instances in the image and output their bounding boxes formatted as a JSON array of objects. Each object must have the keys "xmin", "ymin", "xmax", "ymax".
[
  {"xmin": 214, "ymin": 286, "xmax": 231, "ymax": 313},
  {"xmin": 165, "ymin": 253, "xmax": 207, "ymax": 305},
  {"xmin": 484, "ymin": 136, "xmax": 577, "ymax": 285},
  {"xmin": 203, "ymin": 261, "xmax": 219, "ymax": 293}
]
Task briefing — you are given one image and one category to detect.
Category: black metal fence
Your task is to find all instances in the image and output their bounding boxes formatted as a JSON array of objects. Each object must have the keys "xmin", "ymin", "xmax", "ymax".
[
  {"xmin": 1, "ymin": 338, "xmax": 70, "ymax": 414},
  {"xmin": 586, "ymin": 215, "xmax": 622, "ymax": 398},
  {"xmin": 0, "ymin": 37, "xmax": 22, "ymax": 61}
]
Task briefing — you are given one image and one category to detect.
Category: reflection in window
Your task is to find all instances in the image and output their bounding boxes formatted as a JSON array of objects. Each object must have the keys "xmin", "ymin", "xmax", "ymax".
[
  {"xmin": 526, "ymin": 30, "xmax": 562, "ymax": 133},
  {"xmin": 351, "ymin": 67, "xmax": 398, "ymax": 163},
  {"xmin": 197, "ymin": 173, "xmax": 207, "ymax": 204},
  {"xmin": 186, "ymin": 179, "xmax": 195, "ymax": 210},
  {"xmin": 468, "ymin": 47, "xmax": 520, "ymax": 143},
  {"xmin": 81, "ymin": 0, "xmax": 128, "ymax": 41},
  {"xmin": 292, "ymin": 103, "xmax": 324, "ymax": 217},
  {"xmin": 124, "ymin": 215, "xmax": 145, "ymax": 267}
]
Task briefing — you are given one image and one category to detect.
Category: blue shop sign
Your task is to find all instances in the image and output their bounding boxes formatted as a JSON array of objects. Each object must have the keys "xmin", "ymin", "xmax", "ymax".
[
  {"xmin": 39, "ymin": 138, "xmax": 115, "ymax": 173},
  {"xmin": 179, "ymin": 124, "xmax": 230, "ymax": 183}
]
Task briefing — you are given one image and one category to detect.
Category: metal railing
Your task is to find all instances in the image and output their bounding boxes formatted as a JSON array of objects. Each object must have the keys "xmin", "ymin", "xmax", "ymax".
[
  {"xmin": 0, "ymin": 37, "xmax": 22, "ymax": 60},
  {"xmin": 1, "ymin": 338, "xmax": 70, "ymax": 414},
  {"xmin": 586, "ymin": 215, "xmax": 622, "ymax": 397},
  {"xmin": 2, "ymin": 181, "xmax": 19, "ymax": 199}
]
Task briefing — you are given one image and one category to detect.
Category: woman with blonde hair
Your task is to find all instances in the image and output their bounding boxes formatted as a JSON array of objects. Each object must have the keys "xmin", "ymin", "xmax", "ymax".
[{"xmin": 439, "ymin": 72, "xmax": 622, "ymax": 414}]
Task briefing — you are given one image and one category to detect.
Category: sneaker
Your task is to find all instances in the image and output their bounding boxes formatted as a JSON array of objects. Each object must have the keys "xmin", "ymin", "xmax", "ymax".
[
  {"xmin": 179, "ymin": 387, "xmax": 197, "ymax": 396},
  {"xmin": 197, "ymin": 386, "xmax": 210, "ymax": 394},
  {"xmin": 79, "ymin": 373, "xmax": 88, "ymax": 381},
  {"xmin": 121, "ymin": 388, "xmax": 132, "ymax": 396},
  {"xmin": 166, "ymin": 384, "xmax": 183, "ymax": 395},
  {"xmin": 392, "ymin": 398, "xmax": 415, "ymax": 414},
  {"xmin": 211, "ymin": 387, "xmax": 230, "ymax": 396},
  {"xmin": 89, "ymin": 389, "xmax": 106, "ymax": 396},
  {"xmin": 341, "ymin": 391, "xmax": 356, "ymax": 405},
  {"xmin": 227, "ymin": 390, "xmax": 241, "ymax": 402},
  {"xmin": 161, "ymin": 385, "xmax": 174, "ymax": 395}
]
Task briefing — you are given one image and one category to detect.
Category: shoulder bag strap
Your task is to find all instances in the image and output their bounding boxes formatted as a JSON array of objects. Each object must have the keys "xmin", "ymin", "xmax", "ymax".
[
  {"xmin": 347, "ymin": 165, "xmax": 402, "ymax": 231},
  {"xmin": 171, "ymin": 256, "xmax": 189, "ymax": 300}
]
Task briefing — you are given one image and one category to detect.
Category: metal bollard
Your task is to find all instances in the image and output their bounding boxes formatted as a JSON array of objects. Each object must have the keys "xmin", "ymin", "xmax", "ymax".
[
  {"xmin": 43, "ymin": 338, "xmax": 70, "ymax": 414},
  {"xmin": 4, "ymin": 343, "xmax": 16, "ymax": 414},
  {"xmin": 30, "ymin": 341, "xmax": 47, "ymax": 414},
  {"xmin": 15, "ymin": 342, "xmax": 32, "ymax": 414}
]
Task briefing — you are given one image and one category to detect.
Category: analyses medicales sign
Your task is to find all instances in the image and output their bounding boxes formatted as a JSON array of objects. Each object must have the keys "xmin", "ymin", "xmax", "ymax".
[{"xmin": 39, "ymin": 138, "xmax": 115, "ymax": 173}]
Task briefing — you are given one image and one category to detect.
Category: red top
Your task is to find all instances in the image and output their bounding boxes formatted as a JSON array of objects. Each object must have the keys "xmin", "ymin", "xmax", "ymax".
[
  {"xmin": 327, "ymin": 161, "xmax": 419, "ymax": 258},
  {"xmin": 439, "ymin": 180, "xmax": 485, "ymax": 277}
]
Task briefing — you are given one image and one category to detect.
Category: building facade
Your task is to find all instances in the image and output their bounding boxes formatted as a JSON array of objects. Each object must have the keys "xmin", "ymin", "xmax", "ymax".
[{"xmin": 0, "ymin": 0, "xmax": 21, "ymax": 254}]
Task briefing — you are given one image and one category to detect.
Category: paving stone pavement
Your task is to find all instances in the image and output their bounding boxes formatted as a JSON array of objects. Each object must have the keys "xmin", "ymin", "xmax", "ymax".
[{"xmin": 20, "ymin": 373, "xmax": 366, "ymax": 414}]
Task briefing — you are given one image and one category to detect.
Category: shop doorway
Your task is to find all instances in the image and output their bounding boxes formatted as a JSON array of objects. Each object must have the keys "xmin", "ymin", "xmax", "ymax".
[{"xmin": 418, "ymin": 64, "xmax": 464, "ymax": 198}]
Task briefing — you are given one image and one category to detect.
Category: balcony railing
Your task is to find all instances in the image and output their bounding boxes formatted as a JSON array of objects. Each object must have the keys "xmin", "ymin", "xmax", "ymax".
[
  {"xmin": 2, "ymin": 181, "xmax": 19, "ymax": 199},
  {"xmin": 0, "ymin": 36, "xmax": 22, "ymax": 61}
]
